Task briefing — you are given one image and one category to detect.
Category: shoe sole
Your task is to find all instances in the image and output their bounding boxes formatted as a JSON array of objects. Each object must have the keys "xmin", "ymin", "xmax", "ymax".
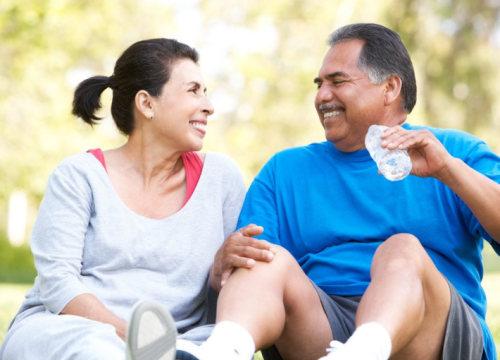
[
  {"xmin": 175, "ymin": 350, "xmax": 201, "ymax": 360},
  {"xmin": 127, "ymin": 299, "xmax": 177, "ymax": 360}
]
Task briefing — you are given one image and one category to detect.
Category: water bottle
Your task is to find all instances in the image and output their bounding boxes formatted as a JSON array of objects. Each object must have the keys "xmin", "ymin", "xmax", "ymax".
[{"xmin": 365, "ymin": 125, "xmax": 412, "ymax": 181}]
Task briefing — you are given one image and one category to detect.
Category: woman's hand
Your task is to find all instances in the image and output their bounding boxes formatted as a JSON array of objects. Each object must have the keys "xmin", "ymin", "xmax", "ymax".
[
  {"xmin": 210, "ymin": 224, "xmax": 276, "ymax": 292},
  {"xmin": 60, "ymin": 293, "xmax": 127, "ymax": 341}
]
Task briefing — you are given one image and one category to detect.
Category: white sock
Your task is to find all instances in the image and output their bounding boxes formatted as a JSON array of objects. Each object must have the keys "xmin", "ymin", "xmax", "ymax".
[
  {"xmin": 343, "ymin": 322, "xmax": 392, "ymax": 360},
  {"xmin": 209, "ymin": 321, "xmax": 255, "ymax": 359}
]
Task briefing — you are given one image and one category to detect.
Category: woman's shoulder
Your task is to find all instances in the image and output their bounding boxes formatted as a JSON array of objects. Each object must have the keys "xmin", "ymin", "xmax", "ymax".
[
  {"xmin": 204, "ymin": 152, "xmax": 241, "ymax": 171},
  {"xmin": 203, "ymin": 152, "xmax": 245, "ymax": 186},
  {"xmin": 51, "ymin": 151, "xmax": 103, "ymax": 180}
]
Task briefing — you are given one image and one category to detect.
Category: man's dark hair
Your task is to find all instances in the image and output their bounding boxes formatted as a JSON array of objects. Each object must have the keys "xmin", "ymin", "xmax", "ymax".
[
  {"xmin": 329, "ymin": 23, "xmax": 417, "ymax": 113},
  {"xmin": 72, "ymin": 39, "xmax": 199, "ymax": 135}
]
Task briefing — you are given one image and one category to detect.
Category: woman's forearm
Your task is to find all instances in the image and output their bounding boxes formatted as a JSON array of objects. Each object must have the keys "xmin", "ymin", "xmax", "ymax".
[{"xmin": 60, "ymin": 293, "xmax": 127, "ymax": 340}]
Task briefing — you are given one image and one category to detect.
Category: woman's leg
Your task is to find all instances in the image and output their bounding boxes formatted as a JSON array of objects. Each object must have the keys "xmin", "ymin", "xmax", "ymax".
[{"xmin": 1, "ymin": 311, "xmax": 125, "ymax": 360}]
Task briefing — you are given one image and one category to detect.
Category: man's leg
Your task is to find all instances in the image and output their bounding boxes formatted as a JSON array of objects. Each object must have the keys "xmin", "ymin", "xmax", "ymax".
[
  {"xmin": 216, "ymin": 246, "xmax": 333, "ymax": 360},
  {"xmin": 356, "ymin": 233, "xmax": 451, "ymax": 360}
]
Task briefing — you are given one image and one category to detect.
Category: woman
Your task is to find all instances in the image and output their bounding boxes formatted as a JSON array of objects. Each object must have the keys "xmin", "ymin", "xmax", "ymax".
[{"xmin": 0, "ymin": 38, "xmax": 246, "ymax": 360}]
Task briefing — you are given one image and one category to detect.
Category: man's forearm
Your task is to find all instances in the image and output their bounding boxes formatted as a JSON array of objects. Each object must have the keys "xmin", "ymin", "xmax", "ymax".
[{"xmin": 439, "ymin": 157, "xmax": 500, "ymax": 243}]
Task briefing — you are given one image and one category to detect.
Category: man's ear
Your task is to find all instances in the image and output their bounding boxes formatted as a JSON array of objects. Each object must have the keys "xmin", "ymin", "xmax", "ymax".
[
  {"xmin": 384, "ymin": 75, "xmax": 403, "ymax": 106},
  {"xmin": 135, "ymin": 90, "xmax": 154, "ymax": 119}
]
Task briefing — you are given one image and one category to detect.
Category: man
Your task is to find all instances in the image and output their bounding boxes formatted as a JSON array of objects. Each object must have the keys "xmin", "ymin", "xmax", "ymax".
[{"xmin": 136, "ymin": 23, "xmax": 499, "ymax": 360}]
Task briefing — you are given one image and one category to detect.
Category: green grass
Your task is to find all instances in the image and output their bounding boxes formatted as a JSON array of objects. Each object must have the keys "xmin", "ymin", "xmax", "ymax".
[
  {"xmin": 483, "ymin": 273, "xmax": 500, "ymax": 356},
  {"xmin": 0, "ymin": 283, "xmax": 30, "ymax": 344},
  {"xmin": 0, "ymin": 234, "xmax": 36, "ymax": 284},
  {"xmin": 1, "ymin": 277, "xmax": 499, "ymax": 357}
]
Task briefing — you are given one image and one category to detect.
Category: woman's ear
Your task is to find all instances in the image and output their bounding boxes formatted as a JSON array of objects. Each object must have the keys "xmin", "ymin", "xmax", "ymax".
[
  {"xmin": 135, "ymin": 90, "xmax": 154, "ymax": 119},
  {"xmin": 383, "ymin": 75, "xmax": 403, "ymax": 106}
]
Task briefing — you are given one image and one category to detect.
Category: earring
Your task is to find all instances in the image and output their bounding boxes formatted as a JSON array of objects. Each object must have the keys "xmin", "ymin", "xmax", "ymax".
[{"xmin": 149, "ymin": 115, "xmax": 154, "ymax": 120}]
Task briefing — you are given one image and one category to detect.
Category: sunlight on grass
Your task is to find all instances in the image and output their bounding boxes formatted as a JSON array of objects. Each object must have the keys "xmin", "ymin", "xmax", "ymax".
[{"xmin": 1, "ymin": 278, "xmax": 499, "ymax": 358}]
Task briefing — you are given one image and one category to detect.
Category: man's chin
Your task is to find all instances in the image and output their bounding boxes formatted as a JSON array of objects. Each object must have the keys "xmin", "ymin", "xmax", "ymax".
[{"xmin": 325, "ymin": 132, "xmax": 339, "ymax": 145}]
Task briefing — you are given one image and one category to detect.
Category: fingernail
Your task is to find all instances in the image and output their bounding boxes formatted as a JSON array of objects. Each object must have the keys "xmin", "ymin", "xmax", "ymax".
[
  {"xmin": 267, "ymin": 252, "xmax": 274, "ymax": 261},
  {"xmin": 270, "ymin": 247, "xmax": 277, "ymax": 254}
]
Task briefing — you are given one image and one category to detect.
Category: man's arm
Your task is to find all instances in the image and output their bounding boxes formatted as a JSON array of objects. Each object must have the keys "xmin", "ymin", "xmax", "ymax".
[
  {"xmin": 211, "ymin": 157, "xmax": 281, "ymax": 292},
  {"xmin": 382, "ymin": 126, "xmax": 500, "ymax": 243},
  {"xmin": 436, "ymin": 156, "xmax": 500, "ymax": 243}
]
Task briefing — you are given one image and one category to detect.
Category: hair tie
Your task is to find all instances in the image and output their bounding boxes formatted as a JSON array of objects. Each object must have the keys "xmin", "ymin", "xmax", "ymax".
[{"xmin": 107, "ymin": 75, "xmax": 114, "ymax": 89}]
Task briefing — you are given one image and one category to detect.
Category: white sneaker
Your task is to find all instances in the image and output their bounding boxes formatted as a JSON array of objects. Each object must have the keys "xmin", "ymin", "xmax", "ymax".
[
  {"xmin": 176, "ymin": 338, "xmax": 247, "ymax": 360},
  {"xmin": 318, "ymin": 340, "xmax": 347, "ymax": 360},
  {"xmin": 126, "ymin": 299, "xmax": 177, "ymax": 360}
]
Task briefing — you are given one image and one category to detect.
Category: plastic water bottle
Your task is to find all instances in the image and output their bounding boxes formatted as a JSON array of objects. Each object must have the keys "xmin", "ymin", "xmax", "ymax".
[{"xmin": 365, "ymin": 125, "xmax": 412, "ymax": 181}]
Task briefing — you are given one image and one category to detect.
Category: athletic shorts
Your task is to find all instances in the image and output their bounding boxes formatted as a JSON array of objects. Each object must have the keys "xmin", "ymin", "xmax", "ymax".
[{"xmin": 261, "ymin": 280, "xmax": 483, "ymax": 360}]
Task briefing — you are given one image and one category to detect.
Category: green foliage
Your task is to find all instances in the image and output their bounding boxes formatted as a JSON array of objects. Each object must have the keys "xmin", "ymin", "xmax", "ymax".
[
  {"xmin": 0, "ymin": 232, "xmax": 36, "ymax": 284},
  {"xmin": 384, "ymin": 0, "xmax": 500, "ymax": 143},
  {"xmin": 1, "ymin": 0, "xmax": 500, "ymax": 278}
]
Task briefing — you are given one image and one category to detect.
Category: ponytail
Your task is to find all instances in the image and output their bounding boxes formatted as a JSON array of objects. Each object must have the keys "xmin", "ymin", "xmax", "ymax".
[
  {"xmin": 71, "ymin": 38, "xmax": 199, "ymax": 135},
  {"xmin": 71, "ymin": 76, "xmax": 111, "ymax": 125}
]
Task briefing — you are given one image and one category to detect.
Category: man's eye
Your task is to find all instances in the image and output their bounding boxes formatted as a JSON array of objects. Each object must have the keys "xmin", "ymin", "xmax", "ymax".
[{"xmin": 333, "ymin": 80, "xmax": 345, "ymax": 85}]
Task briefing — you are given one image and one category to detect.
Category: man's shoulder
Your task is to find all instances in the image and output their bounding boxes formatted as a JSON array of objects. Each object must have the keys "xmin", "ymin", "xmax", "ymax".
[
  {"xmin": 273, "ymin": 142, "xmax": 330, "ymax": 161},
  {"xmin": 405, "ymin": 123, "xmax": 485, "ymax": 150}
]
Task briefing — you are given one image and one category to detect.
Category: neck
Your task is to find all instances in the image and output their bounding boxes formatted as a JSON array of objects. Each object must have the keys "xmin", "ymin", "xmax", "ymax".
[{"xmin": 114, "ymin": 131, "xmax": 184, "ymax": 186}]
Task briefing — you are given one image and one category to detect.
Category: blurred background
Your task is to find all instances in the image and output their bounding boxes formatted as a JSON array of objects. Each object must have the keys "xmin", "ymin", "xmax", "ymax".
[{"xmin": 1, "ymin": 0, "xmax": 500, "ymax": 354}]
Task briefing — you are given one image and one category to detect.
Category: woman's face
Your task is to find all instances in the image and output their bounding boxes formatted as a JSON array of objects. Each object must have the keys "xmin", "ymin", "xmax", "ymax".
[{"xmin": 150, "ymin": 59, "xmax": 214, "ymax": 152}]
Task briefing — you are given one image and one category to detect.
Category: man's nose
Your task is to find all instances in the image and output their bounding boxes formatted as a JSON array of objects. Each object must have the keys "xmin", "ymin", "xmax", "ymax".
[{"xmin": 316, "ymin": 84, "xmax": 334, "ymax": 104}]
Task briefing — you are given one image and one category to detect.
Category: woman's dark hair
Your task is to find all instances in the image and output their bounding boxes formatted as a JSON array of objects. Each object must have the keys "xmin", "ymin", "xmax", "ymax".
[
  {"xmin": 72, "ymin": 39, "xmax": 199, "ymax": 135},
  {"xmin": 328, "ymin": 23, "xmax": 417, "ymax": 113}
]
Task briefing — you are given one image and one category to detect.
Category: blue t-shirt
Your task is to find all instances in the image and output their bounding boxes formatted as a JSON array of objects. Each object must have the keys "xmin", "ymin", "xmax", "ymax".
[{"xmin": 237, "ymin": 123, "xmax": 500, "ymax": 360}]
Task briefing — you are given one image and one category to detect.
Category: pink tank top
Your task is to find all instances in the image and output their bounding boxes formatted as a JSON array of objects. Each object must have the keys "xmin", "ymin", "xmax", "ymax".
[{"xmin": 87, "ymin": 149, "xmax": 203, "ymax": 208}]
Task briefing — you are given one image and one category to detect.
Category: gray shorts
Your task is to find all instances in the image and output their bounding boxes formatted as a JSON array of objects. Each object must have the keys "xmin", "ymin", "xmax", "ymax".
[{"xmin": 262, "ymin": 280, "xmax": 483, "ymax": 360}]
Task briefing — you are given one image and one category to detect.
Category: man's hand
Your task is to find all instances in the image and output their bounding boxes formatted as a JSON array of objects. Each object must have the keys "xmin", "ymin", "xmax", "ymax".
[
  {"xmin": 211, "ymin": 224, "xmax": 276, "ymax": 291},
  {"xmin": 381, "ymin": 125, "xmax": 500, "ymax": 242},
  {"xmin": 380, "ymin": 126, "xmax": 455, "ymax": 180}
]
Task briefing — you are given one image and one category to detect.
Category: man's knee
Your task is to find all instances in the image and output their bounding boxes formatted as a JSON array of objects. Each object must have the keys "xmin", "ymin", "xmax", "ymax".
[
  {"xmin": 257, "ymin": 244, "xmax": 299, "ymax": 271},
  {"xmin": 231, "ymin": 244, "xmax": 301, "ymax": 282},
  {"xmin": 372, "ymin": 233, "xmax": 429, "ymax": 275}
]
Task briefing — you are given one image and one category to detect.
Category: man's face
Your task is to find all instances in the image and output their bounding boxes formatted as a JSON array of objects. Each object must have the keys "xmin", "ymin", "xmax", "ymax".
[{"xmin": 314, "ymin": 39, "xmax": 387, "ymax": 152}]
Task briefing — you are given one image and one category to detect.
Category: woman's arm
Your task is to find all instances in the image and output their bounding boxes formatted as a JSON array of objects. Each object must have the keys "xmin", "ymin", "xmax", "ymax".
[
  {"xmin": 33, "ymin": 156, "xmax": 125, "ymax": 336},
  {"xmin": 61, "ymin": 294, "xmax": 127, "ymax": 340}
]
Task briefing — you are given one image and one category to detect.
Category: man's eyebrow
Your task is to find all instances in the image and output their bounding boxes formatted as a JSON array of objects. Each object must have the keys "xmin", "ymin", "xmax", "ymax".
[{"xmin": 313, "ymin": 71, "xmax": 348, "ymax": 84}]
